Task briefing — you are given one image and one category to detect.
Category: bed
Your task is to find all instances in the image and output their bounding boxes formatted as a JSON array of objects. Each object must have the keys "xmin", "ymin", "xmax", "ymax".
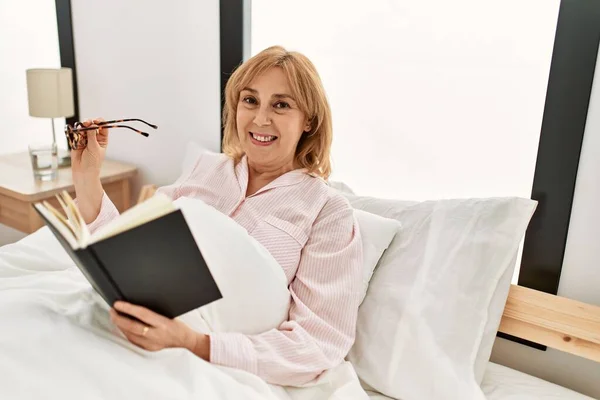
[
  {"xmin": 364, "ymin": 362, "xmax": 595, "ymax": 399},
  {"xmin": 0, "ymin": 181, "xmax": 598, "ymax": 400}
]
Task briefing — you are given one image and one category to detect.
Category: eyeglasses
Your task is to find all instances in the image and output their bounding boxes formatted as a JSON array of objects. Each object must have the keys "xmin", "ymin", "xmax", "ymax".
[{"xmin": 64, "ymin": 118, "xmax": 157, "ymax": 150}]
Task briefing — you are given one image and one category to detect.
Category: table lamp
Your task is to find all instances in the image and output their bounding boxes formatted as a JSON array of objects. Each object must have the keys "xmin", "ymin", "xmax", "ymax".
[{"xmin": 26, "ymin": 68, "xmax": 75, "ymax": 167}]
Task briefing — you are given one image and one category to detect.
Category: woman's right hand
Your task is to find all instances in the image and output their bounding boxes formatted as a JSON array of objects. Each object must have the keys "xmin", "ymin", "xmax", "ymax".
[
  {"xmin": 71, "ymin": 118, "xmax": 110, "ymax": 224},
  {"xmin": 71, "ymin": 118, "xmax": 110, "ymax": 180}
]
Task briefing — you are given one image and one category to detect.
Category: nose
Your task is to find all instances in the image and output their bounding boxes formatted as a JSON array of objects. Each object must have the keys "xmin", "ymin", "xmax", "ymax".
[{"xmin": 253, "ymin": 105, "xmax": 271, "ymax": 126}]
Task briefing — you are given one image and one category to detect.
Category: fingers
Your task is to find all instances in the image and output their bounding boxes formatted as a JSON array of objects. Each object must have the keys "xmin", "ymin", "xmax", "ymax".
[
  {"xmin": 78, "ymin": 118, "xmax": 109, "ymax": 149},
  {"xmin": 110, "ymin": 308, "xmax": 148, "ymax": 336},
  {"xmin": 81, "ymin": 118, "xmax": 108, "ymax": 136},
  {"xmin": 81, "ymin": 117, "xmax": 105, "ymax": 127},
  {"xmin": 126, "ymin": 333, "xmax": 161, "ymax": 351},
  {"xmin": 77, "ymin": 118, "xmax": 105, "ymax": 151},
  {"xmin": 119, "ymin": 327, "xmax": 161, "ymax": 351},
  {"xmin": 109, "ymin": 302, "xmax": 176, "ymax": 353},
  {"xmin": 113, "ymin": 301, "xmax": 169, "ymax": 328},
  {"xmin": 109, "ymin": 308, "xmax": 163, "ymax": 352},
  {"xmin": 91, "ymin": 118, "xmax": 107, "ymax": 135},
  {"xmin": 86, "ymin": 129, "xmax": 100, "ymax": 152}
]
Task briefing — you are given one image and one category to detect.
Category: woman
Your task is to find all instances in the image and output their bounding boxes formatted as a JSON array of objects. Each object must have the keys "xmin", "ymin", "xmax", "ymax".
[{"xmin": 71, "ymin": 46, "xmax": 363, "ymax": 386}]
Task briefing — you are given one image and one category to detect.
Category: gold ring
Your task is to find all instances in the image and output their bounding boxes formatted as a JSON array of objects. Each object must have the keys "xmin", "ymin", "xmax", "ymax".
[{"xmin": 142, "ymin": 326, "xmax": 149, "ymax": 337}]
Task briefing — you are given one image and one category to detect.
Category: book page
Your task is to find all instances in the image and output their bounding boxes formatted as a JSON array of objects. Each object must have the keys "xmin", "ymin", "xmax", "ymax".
[
  {"xmin": 33, "ymin": 203, "xmax": 79, "ymax": 249},
  {"xmin": 42, "ymin": 200, "xmax": 78, "ymax": 240},
  {"xmin": 88, "ymin": 193, "xmax": 176, "ymax": 245},
  {"xmin": 58, "ymin": 191, "xmax": 90, "ymax": 246}
]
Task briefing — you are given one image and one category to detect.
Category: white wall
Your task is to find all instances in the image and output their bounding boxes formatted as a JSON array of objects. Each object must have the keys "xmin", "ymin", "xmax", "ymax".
[
  {"xmin": 251, "ymin": 0, "xmax": 559, "ymax": 202},
  {"xmin": 0, "ymin": 0, "xmax": 65, "ymax": 245},
  {"xmin": 0, "ymin": 0, "xmax": 67, "ymax": 156},
  {"xmin": 491, "ymin": 46, "xmax": 600, "ymax": 399},
  {"xmin": 70, "ymin": 0, "xmax": 221, "ymax": 198}
]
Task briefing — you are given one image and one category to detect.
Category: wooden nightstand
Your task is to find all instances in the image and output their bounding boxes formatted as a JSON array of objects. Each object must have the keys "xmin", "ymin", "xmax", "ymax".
[{"xmin": 0, "ymin": 152, "xmax": 137, "ymax": 234}]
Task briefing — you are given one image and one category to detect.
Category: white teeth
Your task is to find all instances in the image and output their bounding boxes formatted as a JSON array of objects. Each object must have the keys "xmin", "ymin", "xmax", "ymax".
[{"xmin": 252, "ymin": 133, "xmax": 276, "ymax": 142}]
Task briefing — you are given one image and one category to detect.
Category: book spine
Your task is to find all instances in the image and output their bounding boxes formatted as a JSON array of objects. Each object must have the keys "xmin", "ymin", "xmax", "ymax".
[{"xmin": 74, "ymin": 247, "xmax": 124, "ymax": 306}]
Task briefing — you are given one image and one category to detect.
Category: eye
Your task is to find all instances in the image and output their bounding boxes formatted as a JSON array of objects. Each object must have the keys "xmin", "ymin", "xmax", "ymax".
[
  {"xmin": 274, "ymin": 101, "xmax": 290, "ymax": 109},
  {"xmin": 242, "ymin": 96, "xmax": 257, "ymax": 105}
]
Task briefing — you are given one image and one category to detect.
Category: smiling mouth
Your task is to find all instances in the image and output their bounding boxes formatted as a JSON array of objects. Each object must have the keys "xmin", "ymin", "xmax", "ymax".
[{"xmin": 250, "ymin": 132, "xmax": 278, "ymax": 143}]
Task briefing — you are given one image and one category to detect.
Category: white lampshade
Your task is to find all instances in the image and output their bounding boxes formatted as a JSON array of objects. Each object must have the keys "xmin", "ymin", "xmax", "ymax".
[{"xmin": 26, "ymin": 68, "xmax": 75, "ymax": 118}]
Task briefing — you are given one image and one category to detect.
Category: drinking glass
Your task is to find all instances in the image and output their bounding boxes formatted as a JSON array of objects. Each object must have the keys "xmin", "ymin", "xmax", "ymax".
[{"xmin": 28, "ymin": 142, "xmax": 58, "ymax": 181}]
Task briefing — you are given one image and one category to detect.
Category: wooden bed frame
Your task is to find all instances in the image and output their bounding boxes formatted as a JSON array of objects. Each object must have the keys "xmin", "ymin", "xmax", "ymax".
[
  {"xmin": 500, "ymin": 284, "xmax": 600, "ymax": 362},
  {"xmin": 136, "ymin": 184, "xmax": 600, "ymax": 363}
]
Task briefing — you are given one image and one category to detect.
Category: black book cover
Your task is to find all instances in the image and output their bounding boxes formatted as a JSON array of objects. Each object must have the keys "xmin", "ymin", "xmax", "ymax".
[{"xmin": 34, "ymin": 206, "xmax": 222, "ymax": 319}]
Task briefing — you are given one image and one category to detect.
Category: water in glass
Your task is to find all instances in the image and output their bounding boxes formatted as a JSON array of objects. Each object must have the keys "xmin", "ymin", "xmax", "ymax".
[{"xmin": 29, "ymin": 144, "xmax": 58, "ymax": 181}]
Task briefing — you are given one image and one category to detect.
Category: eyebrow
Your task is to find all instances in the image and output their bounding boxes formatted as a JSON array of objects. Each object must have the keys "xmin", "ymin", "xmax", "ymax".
[{"xmin": 241, "ymin": 87, "xmax": 296, "ymax": 101}]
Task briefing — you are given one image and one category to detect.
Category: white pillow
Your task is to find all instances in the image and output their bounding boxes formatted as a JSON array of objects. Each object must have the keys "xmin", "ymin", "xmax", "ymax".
[
  {"xmin": 173, "ymin": 196, "xmax": 290, "ymax": 335},
  {"xmin": 353, "ymin": 209, "xmax": 400, "ymax": 304},
  {"xmin": 344, "ymin": 195, "xmax": 537, "ymax": 400},
  {"xmin": 328, "ymin": 182, "xmax": 400, "ymax": 303},
  {"xmin": 328, "ymin": 180, "xmax": 355, "ymax": 195}
]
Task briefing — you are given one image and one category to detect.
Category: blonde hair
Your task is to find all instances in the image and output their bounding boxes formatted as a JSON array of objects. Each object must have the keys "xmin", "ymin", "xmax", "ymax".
[{"xmin": 222, "ymin": 46, "xmax": 333, "ymax": 179}]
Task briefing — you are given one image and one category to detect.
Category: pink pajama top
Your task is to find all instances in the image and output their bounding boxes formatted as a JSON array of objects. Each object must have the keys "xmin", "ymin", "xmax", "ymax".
[{"xmin": 84, "ymin": 148, "xmax": 363, "ymax": 386}]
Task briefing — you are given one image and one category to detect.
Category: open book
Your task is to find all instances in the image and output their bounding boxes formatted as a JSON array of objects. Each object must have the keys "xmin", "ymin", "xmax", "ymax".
[
  {"xmin": 33, "ymin": 191, "xmax": 222, "ymax": 318},
  {"xmin": 35, "ymin": 191, "xmax": 177, "ymax": 250}
]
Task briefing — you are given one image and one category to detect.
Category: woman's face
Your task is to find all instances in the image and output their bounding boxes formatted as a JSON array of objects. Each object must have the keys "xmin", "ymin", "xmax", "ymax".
[{"xmin": 236, "ymin": 67, "xmax": 310, "ymax": 172}]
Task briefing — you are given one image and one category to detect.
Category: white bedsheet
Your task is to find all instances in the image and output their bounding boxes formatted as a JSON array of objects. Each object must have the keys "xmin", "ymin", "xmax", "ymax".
[
  {"xmin": 4, "ymin": 227, "xmax": 590, "ymax": 400},
  {"xmin": 0, "ymin": 227, "xmax": 368, "ymax": 400},
  {"xmin": 481, "ymin": 362, "xmax": 594, "ymax": 400},
  {"xmin": 364, "ymin": 362, "xmax": 593, "ymax": 400}
]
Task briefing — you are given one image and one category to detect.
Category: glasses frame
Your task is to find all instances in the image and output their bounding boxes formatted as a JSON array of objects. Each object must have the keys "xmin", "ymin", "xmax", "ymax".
[{"xmin": 64, "ymin": 118, "xmax": 157, "ymax": 150}]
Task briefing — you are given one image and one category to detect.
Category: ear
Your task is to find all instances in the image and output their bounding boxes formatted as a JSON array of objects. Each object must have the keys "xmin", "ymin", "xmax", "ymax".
[{"xmin": 303, "ymin": 119, "xmax": 312, "ymax": 133}]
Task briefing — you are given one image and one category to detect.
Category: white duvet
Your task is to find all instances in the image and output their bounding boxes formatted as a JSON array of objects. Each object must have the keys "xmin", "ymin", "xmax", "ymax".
[{"xmin": 0, "ymin": 225, "xmax": 367, "ymax": 400}]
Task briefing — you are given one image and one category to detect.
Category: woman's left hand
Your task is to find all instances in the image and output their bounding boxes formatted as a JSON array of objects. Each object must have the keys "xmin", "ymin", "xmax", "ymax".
[{"xmin": 110, "ymin": 301, "xmax": 209, "ymax": 359}]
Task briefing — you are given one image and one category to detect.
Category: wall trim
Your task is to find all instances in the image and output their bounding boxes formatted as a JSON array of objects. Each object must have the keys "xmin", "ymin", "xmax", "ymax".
[
  {"xmin": 54, "ymin": 0, "xmax": 79, "ymax": 131},
  {"xmin": 518, "ymin": 0, "xmax": 600, "ymax": 296},
  {"xmin": 219, "ymin": 0, "xmax": 245, "ymax": 148}
]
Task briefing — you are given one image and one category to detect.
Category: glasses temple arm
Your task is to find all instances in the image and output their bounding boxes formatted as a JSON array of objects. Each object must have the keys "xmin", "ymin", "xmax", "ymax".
[
  {"xmin": 96, "ymin": 119, "xmax": 158, "ymax": 129},
  {"xmin": 71, "ymin": 125, "xmax": 150, "ymax": 137}
]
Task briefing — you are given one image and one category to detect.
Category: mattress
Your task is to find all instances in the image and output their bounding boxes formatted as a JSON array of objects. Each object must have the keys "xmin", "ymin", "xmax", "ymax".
[
  {"xmin": 365, "ymin": 362, "xmax": 593, "ymax": 400},
  {"xmin": 481, "ymin": 362, "xmax": 593, "ymax": 400}
]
